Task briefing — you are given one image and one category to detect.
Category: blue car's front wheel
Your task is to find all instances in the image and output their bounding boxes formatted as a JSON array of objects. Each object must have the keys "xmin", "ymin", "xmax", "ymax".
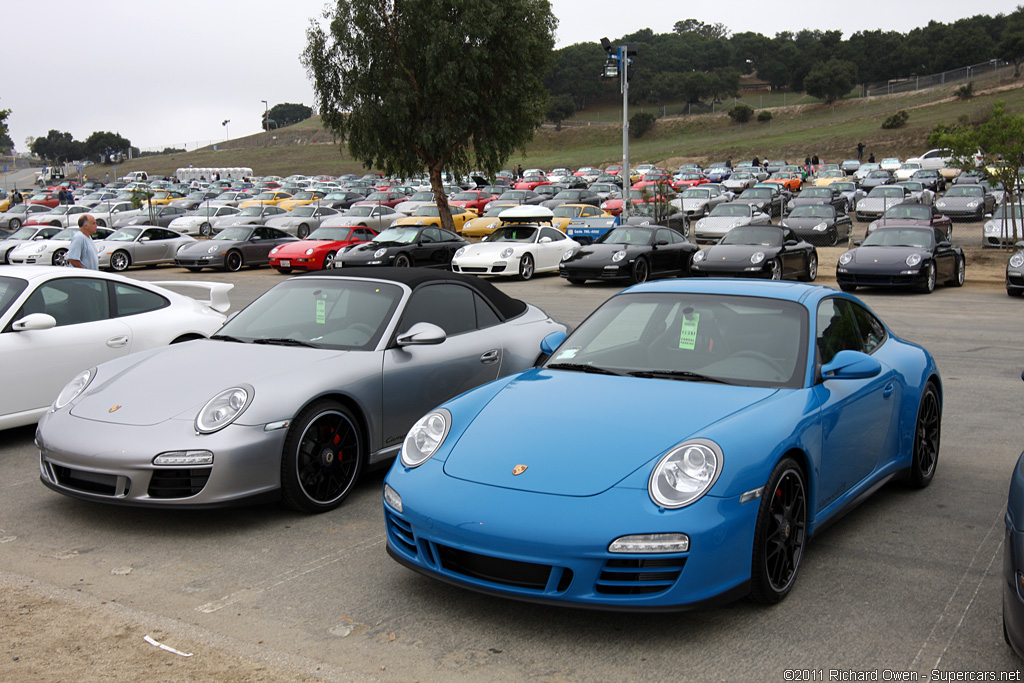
[
  {"xmin": 281, "ymin": 400, "xmax": 364, "ymax": 513},
  {"xmin": 750, "ymin": 457, "xmax": 807, "ymax": 604}
]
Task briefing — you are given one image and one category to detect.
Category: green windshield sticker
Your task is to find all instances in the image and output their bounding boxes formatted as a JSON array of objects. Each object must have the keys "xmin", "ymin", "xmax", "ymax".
[
  {"xmin": 679, "ymin": 312, "xmax": 699, "ymax": 350},
  {"xmin": 316, "ymin": 299, "xmax": 326, "ymax": 324}
]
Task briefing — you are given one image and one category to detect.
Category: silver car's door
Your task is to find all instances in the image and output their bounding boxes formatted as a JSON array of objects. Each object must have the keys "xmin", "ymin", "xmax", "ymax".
[
  {"xmin": 380, "ymin": 282, "xmax": 503, "ymax": 447},
  {"xmin": 0, "ymin": 276, "xmax": 131, "ymax": 419}
]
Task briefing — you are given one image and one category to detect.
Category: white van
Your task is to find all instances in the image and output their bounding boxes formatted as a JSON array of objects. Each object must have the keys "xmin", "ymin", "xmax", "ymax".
[{"xmin": 120, "ymin": 171, "xmax": 149, "ymax": 183}]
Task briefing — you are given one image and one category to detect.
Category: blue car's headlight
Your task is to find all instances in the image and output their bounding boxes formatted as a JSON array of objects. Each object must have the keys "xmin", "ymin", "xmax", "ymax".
[
  {"xmin": 52, "ymin": 368, "xmax": 95, "ymax": 411},
  {"xmin": 401, "ymin": 408, "xmax": 451, "ymax": 467},
  {"xmin": 649, "ymin": 439, "xmax": 722, "ymax": 509},
  {"xmin": 196, "ymin": 385, "xmax": 252, "ymax": 433}
]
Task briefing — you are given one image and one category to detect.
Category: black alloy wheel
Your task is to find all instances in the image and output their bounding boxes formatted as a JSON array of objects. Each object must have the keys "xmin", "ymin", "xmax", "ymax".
[
  {"xmin": 750, "ymin": 457, "xmax": 807, "ymax": 604},
  {"xmin": 909, "ymin": 382, "xmax": 940, "ymax": 488},
  {"xmin": 281, "ymin": 400, "xmax": 364, "ymax": 513}
]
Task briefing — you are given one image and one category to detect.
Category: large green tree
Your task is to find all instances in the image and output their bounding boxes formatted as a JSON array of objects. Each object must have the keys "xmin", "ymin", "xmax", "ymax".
[
  {"xmin": 0, "ymin": 105, "xmax": 11, "ymax": 153},
  {"xmin": 803, "ymin": 58, "xmax": 858, "ymax": 104},
  {"xmin": 264, "ymin": 103, "xmax": 314, "ymax": 129},
  {"xmin": 84, "ymin": 131, "xmax": 132, "ymax": 163},
  {"xmin": 30, "ymin": 130, "xmax": 84, "ymax": 164},
  {"xmin": 998, "ymin": 6, "xmax": 1024, "ymax": 78},
  {"xmin": 304, "ymin": 0, "xmax": 556, "ymax": 231}
]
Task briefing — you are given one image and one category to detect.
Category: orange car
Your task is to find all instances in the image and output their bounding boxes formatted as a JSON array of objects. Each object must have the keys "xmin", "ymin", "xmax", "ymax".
[{"xmin": 763, "ymin": 172, "xmax": 803, "ymax": 193}]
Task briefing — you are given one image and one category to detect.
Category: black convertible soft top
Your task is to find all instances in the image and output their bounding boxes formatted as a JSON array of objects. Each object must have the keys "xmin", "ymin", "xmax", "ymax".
[{"xmin": 299, "ymin": 267, "xmax": 528, "ymax": 320}]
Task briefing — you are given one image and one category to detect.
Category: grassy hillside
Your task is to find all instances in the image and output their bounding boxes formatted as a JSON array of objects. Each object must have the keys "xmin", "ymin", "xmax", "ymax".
[{"xmin": 89, "ymin": 81, "xmax": 1023, "ymax": 180}]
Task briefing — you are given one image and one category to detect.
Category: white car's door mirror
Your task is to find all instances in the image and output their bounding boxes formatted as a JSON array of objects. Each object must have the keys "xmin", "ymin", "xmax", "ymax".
[{"xmin": 12, "ymin": 313, "xmax": 57, "ymax": 331}]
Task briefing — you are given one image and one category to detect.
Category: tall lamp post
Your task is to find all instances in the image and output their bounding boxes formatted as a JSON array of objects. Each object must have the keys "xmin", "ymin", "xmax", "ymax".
[
  {"xmin": 261, "ymin": 100, "xmax": 269, "ymax": 144},
  {"xmin": 601, "ymin": 38, "xmax": 636, "ymax": 221},
  {"xmin": 222, "ymin": 119, "xmax": 230, "ymax": 141}
]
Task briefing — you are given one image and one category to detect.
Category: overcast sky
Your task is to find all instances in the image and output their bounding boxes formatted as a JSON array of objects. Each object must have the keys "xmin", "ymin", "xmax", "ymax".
[{"xmin": 5, "ymin": 0, "xmax": 1014, "ymax": 154}]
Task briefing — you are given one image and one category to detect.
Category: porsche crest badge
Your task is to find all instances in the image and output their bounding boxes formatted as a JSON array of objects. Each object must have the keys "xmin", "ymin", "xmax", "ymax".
[
  {"xmin": 108, "ymin": 405, "xmax": 122, "ymax": 413},
  {"xmin": 512, "ymin": 464, "xmax": 528, "ymax": 476}
]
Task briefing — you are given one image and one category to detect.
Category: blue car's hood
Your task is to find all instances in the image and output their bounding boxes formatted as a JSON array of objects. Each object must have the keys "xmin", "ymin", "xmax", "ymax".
[
  {"xmin": 442, "ymin": 369, "xmax": 777, "ymax": 496},
  {"xmin": 70, "ymin": 340, "xmax": 347, "ymax": 426}
]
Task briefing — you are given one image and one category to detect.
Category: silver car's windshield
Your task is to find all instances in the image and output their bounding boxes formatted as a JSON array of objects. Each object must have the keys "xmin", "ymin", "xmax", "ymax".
[
  {"xmin": 790, "ymin": 206, "xmax": 833, "ymax": 218},
  {"xmin": 544, "ymin": 292, "xmax": 808, "ymax": 389},
  {"xmin": 709, "ymin": 204, "xmax": 751, "ymax": 217},
  {"xmin": 214, "ymin": 228, "xmax": 253, "ymax": 241},
  {"xmin": 0, "ymin": 275, "xmax": 29, "ymax": 319},
  {"xmin": 217, "ymin": 278, "xmax": 403, "ymax": 350}
]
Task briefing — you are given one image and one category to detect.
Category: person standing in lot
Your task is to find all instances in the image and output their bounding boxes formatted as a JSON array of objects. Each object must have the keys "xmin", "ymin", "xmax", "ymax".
[{"xmin": 67, "ymin": 214, "xmax": 99, "ymax": 270}]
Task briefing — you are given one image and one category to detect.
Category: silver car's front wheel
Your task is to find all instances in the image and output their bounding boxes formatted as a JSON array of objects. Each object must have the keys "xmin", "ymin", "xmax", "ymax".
[{"xmin": 281, "ymin": 400, "xmax": 364, "ymax": 514}]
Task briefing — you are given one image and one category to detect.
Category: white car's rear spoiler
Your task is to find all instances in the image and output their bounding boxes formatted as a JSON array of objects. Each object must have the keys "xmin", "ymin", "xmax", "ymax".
[{"xmin": 150, "ymin": 281, "xmax": 233, "ymax": 313}]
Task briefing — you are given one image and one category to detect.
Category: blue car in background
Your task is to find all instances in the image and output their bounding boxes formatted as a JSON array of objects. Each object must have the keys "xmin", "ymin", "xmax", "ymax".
[{"xmin": 383, "ymin": 280, "xmax": 942, "ymax": 610}]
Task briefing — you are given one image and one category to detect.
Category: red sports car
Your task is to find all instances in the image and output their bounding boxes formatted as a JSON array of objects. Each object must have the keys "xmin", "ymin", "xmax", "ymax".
[
  {"xmin": 27, "ymin": 191, "xmax": 61, "ymax": 208},
  {"xmin": 514, "ymin": 175, "xmax": 551, "ymax": 191},
  {"xmin": 354, "ymin": 191, "xmax": 407, "ymax": 208},
  {"xmin": 268, "ymin": 225, "xmax": 378, "ymax": 272},
  {"xmin": 600, "ymin": 189, "xmax": 672, "ymax": 216},
  {"xmin": 671, "ymin": 173, "xmax": 709, "ymax": 190},
  {"xmin": 449, "ymin": 190, "xmax": 494, "ymax": 212}
]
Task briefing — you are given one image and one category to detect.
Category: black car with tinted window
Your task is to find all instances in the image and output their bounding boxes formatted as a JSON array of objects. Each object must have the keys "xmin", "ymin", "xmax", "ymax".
[{"xmin": 558, "ymin": 224, "xmax": 696, "ymax": 285}]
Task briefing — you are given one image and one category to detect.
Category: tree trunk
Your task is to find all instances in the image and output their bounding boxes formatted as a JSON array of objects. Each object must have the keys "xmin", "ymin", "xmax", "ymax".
[{"xmin": 428, "ymin": 162, "xmax": 456, "ymax": 233}]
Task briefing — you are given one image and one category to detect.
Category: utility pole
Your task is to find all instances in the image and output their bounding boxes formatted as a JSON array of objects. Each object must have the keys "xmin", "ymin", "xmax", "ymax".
[{"xmin": 601, "ymin": 39, "xmax": 637, "ymax": 221}]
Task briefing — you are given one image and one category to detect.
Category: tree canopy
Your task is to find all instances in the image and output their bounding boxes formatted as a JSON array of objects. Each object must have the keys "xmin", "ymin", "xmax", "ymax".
[
  {"xmin": 803, "ymin": 58, "xmax": 858, "ymax": 104},
  {"xmin": 0, "ymin": 105, "xmax": 11, "ymax": 154},
  {"xmin": 304, "ymin": 0, "xmax": 557, "ymax": 230},
  {"xmin": 264, "ymin": 103, "xmax": 314, "ymax": 129}
]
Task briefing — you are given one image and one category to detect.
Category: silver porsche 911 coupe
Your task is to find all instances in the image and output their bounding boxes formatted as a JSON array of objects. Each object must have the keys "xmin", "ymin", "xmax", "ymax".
[{"xmin": 36, "ymin": 268, "xmax": 569, "ymax": 513}]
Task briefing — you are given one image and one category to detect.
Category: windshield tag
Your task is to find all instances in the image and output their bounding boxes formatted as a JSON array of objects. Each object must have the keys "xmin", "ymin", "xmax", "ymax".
[
  {"xmin": 316, "ymin": 299, "xmax": 326, "ymax": 324},
  {"xmin": 679, "ymin": 311, "xmax": 700, "ymax": 350}
]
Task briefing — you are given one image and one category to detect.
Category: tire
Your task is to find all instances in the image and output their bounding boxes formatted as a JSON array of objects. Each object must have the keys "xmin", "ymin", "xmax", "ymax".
[
  {"xmin": 297, "ymin": 224, "xmax": 310, "ymax": 239},
  {"xmin": 52, "ymin": 248, "xmax": 67, "ymax": 266},
  {"xmin": 8, "ymin": 218, "xmax": 20, "ymax": 230},
  {"xmin": 567, "ymin": 277, "xmax": 586, "ymax": 285},
  {"xmin": 518, "ymin": 253, "xmax": 535, "ymax": 281},
  {"xmin": 768, "ymin": 258, "xmax": 782, "ymax": 281},
  {"xmin": 277, "ymin": 268, "xmax": 293, "ymax": 274},
  {"xmin": 50, "ymin": 221, "xmax": 62, "ymax": 228},
  {"xmin": 186, "ymin": 267, "xmax": 204, "ymax": 273},
  {"xmin": 393, "ymin": 253, "xmax": 411, "ymax": 268},
  {"xmin": 630, "ymin": 257, "xmax": 649, "ymax": 284},
  {"xmin": 1009, "ymin": 288, "xmax": 1023, "ymax": 297},
  {"xmin": 919, "ymin": 262, "xmax": 936, "ymax": 294},
  {"xmin": 909, "ymin": 382, "xmax": 940, "ymax": 488},
  {"xmin": 322, "ymin": 251, "xmax": 337, "ymax": 270},
  {"xmin": 838, "ymin": 282, "xmax": 857, "ymax": 292},
  {"xmin": 95, "ymin": 219, "xmax": 105, "ymax": 227},
  {"xmin": 225, "ymin": 250, "xmax": 243, "ymax": 272},
  {"xmin": 951, "ymin": 255, "xmax": 965, "ymax": 287},
  {"xmin": 827, "ymin": 228, "xmax": 839, "ymax": 247},
  {"xmin": 749, "ymin": 457, "xmax": 807, "ymax": 604},
  {"xmin": 280, "ymin": 400, "xmax": 364, "ymax": 513},
  {"xmin": 199, "ymin": 222, "xmax": 212, "ymax": 237},
  {"xmin": 110, "ymin": 250, "xmax": 131, "ymax": 272},
  {"xmin": 799, "ymin": 252, "xmax": 817, "ymax": 282}
]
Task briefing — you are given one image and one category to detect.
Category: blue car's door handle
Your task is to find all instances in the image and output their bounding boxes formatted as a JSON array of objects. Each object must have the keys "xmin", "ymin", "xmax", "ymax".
[
  {"xmin": 883, "ymin": 382, "xmax": 894, "ymax": 398},
  {"xmin": 480, "ymin": 349, "xmax": 500, "ymax": 364}
]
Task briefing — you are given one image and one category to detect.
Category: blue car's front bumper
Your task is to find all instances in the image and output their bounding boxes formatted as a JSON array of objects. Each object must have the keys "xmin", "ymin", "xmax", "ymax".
[{"xmin": 384, "ymin": 458, "xmax": 758, "ymax": 611}]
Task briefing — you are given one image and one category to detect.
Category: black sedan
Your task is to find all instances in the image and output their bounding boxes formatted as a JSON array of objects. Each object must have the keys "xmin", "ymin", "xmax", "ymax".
[
  {"xmin": 786, "ymin": 186, "xmax": 848, "ymax": 214},
  {"xmin": 175, "ymin": 225, "xmax": 298, "ymax": 272},
  {"xmin": 540, "ymin": 189, "xmax": 602, "ymax": 210},
  {"xmin": 690, "ymin": 225, "xmax": 816, "ymax": 281},
  {"xmin": 335, "ymin": 225, "xmax": 467, "ymax": 269},
  {"xmin": 836, "ymin": 226, "xmax": 965, "ymax": 293},
  {"xmin": 780, "ymin": 205, "xmax": 854, "ymax": 246},
  {"xmin": 558, "ymin": 224, "xmax": 696, "ymax": 284},
  {"xmin": 321, "ymin": 191, "xmax": 367, "ymax": 210}
]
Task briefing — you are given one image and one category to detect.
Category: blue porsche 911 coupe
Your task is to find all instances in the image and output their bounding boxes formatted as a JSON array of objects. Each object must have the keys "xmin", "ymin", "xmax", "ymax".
[{"xmin": 383, "ymin": 279, "xmax": 942, "ymax": 610}]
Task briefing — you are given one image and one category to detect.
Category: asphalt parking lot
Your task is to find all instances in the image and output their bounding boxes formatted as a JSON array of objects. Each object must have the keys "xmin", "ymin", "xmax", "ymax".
[{"xmin": 2, "ymin": 257, "xmax": 1023, "ymax": 682}]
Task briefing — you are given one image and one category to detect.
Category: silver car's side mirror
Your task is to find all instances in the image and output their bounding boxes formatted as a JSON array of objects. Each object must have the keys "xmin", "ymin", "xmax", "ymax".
[
  {"xmin": 396, "ymin": 321, "xmax": 446, "ymax": 347},
  {"xmin": 12, "ymin": 313, "xmax": 57, "ymax": 331}
]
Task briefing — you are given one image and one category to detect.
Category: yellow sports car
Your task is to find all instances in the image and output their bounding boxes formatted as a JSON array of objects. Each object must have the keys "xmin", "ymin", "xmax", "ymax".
[
  {"xmin": 392, "ymin": 204, "xmax": 475, "ymax": 232},
  {"xmin": 550, "ymin": 204, "xmax": 606, "ymax": 231},
  {"xmin": 462, "ymin": 203, "xmax": 519, "ymax": 238},
  {"xmin": 813, "ymin": 170, "xmax": 848, "ymax": 187},
  {"xmin": 146, "ymin": 190, "xmax": 187, "ymax": 206},
  {"xmin": 276, "ymin": 190, "xmax": 327, "ymax": 213},
  {"xmin": 238, "ymin": 191, "xmax": 294, "ymax": 209}
]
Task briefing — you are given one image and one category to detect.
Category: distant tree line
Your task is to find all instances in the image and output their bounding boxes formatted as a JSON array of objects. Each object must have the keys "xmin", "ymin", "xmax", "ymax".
[
  {"xmin": 30, "ymin": 130, "xmax": 138, "ymax": 164},
  {"xmin": 544, "ymin": 9, "xmax": 1024, "ymax": 112}
]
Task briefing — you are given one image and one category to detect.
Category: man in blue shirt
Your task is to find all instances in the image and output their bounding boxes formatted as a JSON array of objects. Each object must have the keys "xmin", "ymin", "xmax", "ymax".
[{"xmin": 67, "ymin": 214, "xmax": 99, "ymax": 270}]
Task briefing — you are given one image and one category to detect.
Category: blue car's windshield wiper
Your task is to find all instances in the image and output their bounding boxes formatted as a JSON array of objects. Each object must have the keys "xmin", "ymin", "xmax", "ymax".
[
  {"xmin": 628, "ymin": 370, "xmax": 733, "ymax": 384},
  {"xmin": 252, "ymin": 337, "xmax": 320, "ymax": 348},
  {"xmin": 546, "ymin": 362, "xmax": 628, "ymax": 376}
]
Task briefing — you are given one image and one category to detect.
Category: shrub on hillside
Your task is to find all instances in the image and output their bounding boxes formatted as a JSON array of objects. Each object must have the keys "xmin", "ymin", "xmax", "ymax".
[
  {"xmin": 955, "ymin": 82, "xmax": 975, "ymax": 100},
  {"xmin": 728, "ymin": 103, "xmax": 754, "ymax": 123},
  {"xmin": 757, "ymin": 110, "xmax": 773, "ymax": 123},
  {"xmin": 630, "ymin": 112, "xmax": 658, "ymax": 138},
  {"xmin": 881, "ymin": 110, "xmax": 910, "ymax": 129}
]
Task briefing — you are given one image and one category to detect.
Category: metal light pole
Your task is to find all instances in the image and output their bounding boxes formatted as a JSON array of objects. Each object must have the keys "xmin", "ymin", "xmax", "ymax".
[
  {"xmin": 222, "ymin": 119, "xmax": 230, "ymax": 141},
  {"xmin": 601, "ymin": 39, "xmax": 636, "ymax": 221},
  {"xmin": 261, "ymin": 100, "xmax": 269, "ymax": 144}
]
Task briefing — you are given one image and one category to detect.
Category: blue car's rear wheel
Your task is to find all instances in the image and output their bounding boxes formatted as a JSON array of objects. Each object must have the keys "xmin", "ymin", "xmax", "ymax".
[
  {"xmin": 909, "ymin": 382, "xmax": 940, "ymax": 488},
  {"xmin": 750, "ymin": 457, "xmax": 807, "ymax": 604},
  {"xmin": 281, "ymin": 400, "xmax": 364, "ymax": 513}
]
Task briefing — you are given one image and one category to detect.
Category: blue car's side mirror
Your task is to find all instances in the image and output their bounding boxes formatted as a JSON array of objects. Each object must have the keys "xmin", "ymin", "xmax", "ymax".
[
  {"xmin": 821, "ymin": 349, "xmax": 881, "ymax": 380},
  {"xmin": 540, "ymin": 330, "xmax": 568, "ymax": 356}
]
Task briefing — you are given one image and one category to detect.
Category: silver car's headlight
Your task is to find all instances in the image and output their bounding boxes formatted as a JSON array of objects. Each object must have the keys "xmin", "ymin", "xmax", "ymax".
[
  {"xmin": 750, "ymin": 251, "xmax": 765, "ymax": 264},
  {"xmin": 207, "ymin": 245, "xmax": 219, "ymax": 254},
  {"xmin": 401, "ymin": 409, "xmax": 451, "ymax": 468},
  {"xmin": 692, "ymin": 250, "xmax": 706, "ymax": 262},
  {"xmin": 906, "ymin": 253, "xmax": 922, "ymax": 267},
  {"xmin": 611, "ymin": 250, "xmax": 626, "ymax": 262},
  {"xmin": 374, "ymin": 247, "xmax": 387, "ymax": 258},
  {"xmin": 1011, "ymin": 253, "xmax": 1024, "ymax": 268},
  {"xmin": 649, "ymin": 439, "xmax": 722, "ymax": 509},
  {"xmin": 195, "ymin": 385, "xmax": 253, "ymax": 434},
  {"xmin": 500, "ymin": 247, "xmax": 514, "ymax": 259},
  {"xmin": 454, "ymin": 246, "xmax": 467, "ymax": 258},
  {"xmin": 52, "ymin": 368, "xmax": 95, "ymax": 411},
  {"xmin": 812, "ymin": 221, "xmax": 828, "ymax": 232},
  {"xmin": 839, "ymin": 251, "xmax": 854, "ymax": 265}
]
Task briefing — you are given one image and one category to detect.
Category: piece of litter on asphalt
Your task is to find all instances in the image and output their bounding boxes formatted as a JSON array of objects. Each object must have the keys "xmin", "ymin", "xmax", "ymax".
[
  {"xmin": 144, "ymin": 635, "xmax": 193, "ymax": 657},
  {"xmin": 111, "ymin": 566, "xmax": 133, "ymax": 576}
]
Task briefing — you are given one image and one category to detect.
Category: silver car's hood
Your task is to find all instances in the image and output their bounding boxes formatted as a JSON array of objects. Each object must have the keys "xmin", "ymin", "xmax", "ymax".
[{"xmin": 69, "ymin": 340, "xmax": 350, "ymax": 426}]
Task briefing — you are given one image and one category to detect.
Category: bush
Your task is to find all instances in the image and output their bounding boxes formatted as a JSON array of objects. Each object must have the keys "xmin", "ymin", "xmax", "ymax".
[
  {"xmin": 955, "ymin": 82, "xmax": 975, "ymax": 100},
  {"xmin": 727, "ymin": 103, "xmax": 754, "ymax": 123},
  {"xmin": 757, "ymin": 110, "xmax": 773, "ymax": 123},
  {"xmin": 881, "ymin": 109, "xmax": 910, "ymax": 129},
  {"xmin": 630, "ymin": 112, "xmax": 658, "ymax": 138}
]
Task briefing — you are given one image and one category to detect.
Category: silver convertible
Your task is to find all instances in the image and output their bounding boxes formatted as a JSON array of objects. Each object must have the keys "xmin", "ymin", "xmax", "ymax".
[{"xmin": 36, "ymin": 269, "xmax": 569, "ymax": 513}]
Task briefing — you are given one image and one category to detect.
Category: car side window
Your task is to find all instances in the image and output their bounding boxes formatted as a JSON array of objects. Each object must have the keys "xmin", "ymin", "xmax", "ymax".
[
  {"xmin": 113, "ymin": 282, "xmax": 169, "ymax": 317},
  {"xmin": 849, "ymin": 303, "xmax": 886, "ymax": 355},
  {"xmin": 816, "ymin": 298, "xmax": 863, "ymax": 367},
  {"xmin": 422, "ymin": 227, "xmax": 443, "ymax": 243},
  {"xmin": 398, "ymin": 284, "xmax": 477, "ymax": 337},
  {"xmin": 541, "ymin": 227, "xmax": 564, "ymax": 242},
  {"xmin": 18, "ymin": 278, "xmax": 110, "ymax": 327}
]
